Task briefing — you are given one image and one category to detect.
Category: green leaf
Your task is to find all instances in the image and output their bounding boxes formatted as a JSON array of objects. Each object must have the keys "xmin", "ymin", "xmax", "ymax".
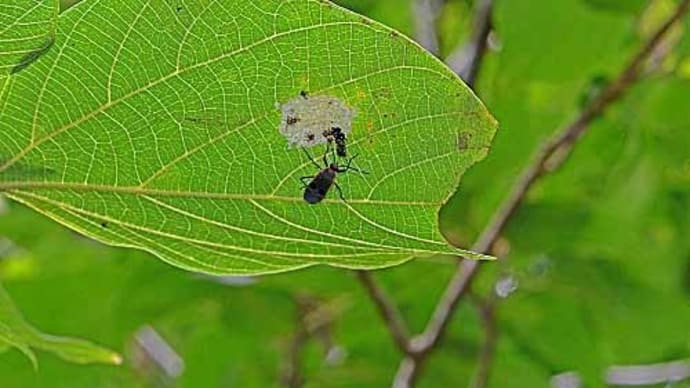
[
  {"xmin": 0, "ymin": 0, "xmax": 58, "ymax": 75},
  {"xmin": 0, "ymin": 282, "xmax": 121, "ymax": 367},
  {"xmin": 0, "ymin": 0, "xmax": 497, "ymax": 275}
]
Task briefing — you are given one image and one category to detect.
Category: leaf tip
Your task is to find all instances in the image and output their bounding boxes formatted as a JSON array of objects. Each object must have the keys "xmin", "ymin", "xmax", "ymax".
[
  {"xmin": 110, "ymin": 352, "xmax": 123, "ymax": 365},
  {"xmin": 461, "ymin": 250, "xmax": 496, "ymax": 261},
  {"xmin": 19, "ymin": 345, "xmax": 38, "ymax": 370}
]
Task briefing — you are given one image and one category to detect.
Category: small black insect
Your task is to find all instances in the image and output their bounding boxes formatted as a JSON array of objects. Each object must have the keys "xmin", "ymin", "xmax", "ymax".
[
  {"xmin": 457, "ymin": 131, "xmax": 472, "ymax": 151},
  {"xmin": 287, "ymin": 115, "xmax": 299, "ymax": 125},
  {"xmin": 323, "ymin": 127, "xmax": 348, "ymax": 158},
  {"xmin": 300, "ymin": 146, "xmax": 366, "ymax": 204}
]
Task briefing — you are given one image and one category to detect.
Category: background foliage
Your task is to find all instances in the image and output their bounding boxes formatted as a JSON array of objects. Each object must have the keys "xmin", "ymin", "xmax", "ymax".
[{"xmin": 1, "ymin": 0, "xmax": 690, "ymax": 387}]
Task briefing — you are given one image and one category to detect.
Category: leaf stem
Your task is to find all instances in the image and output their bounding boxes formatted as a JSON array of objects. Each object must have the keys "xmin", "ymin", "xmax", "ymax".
[
  {"xmin": 446, "ymin": 0, "xmax": 495, "ymax": 87},
  {"xmin": 354, "ymin": 271, "xmax": 411, "ymax": 354}
]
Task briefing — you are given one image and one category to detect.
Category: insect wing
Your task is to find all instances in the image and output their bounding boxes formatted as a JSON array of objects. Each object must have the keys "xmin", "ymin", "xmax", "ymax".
[{"xmin": 303, "ymin": 170, "xmax": 335, "ymax": 204}]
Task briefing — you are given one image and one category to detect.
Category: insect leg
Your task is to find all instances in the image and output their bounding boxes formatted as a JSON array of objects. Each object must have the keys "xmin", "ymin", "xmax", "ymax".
[
  {"xmin": 331, "ymin": 140, "xmax": 338, "ymax": 161},
  {"xmin": 333, "ymin": 182, "xmax": 346, "ymax": 202},
  {"xmin": 337, "ymin": 154, "xmax": 369, "ymax": 175},
  {"xmin": 322, "ymin": 141, "xmax": 334, "ymax": 166},
  {"xmin": 345, "ymin": 165, "xmax": 369, "ymax": 175},
  {"xmin": 301, "ymin": 147, "xmax": 323, "ymax": 169},
  {"xmin": 299, "ymin": 176, "xmax": 315, "ymax": 188}
]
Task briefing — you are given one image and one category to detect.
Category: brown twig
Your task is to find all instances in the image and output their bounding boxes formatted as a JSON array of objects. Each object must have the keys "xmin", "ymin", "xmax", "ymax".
[
  {"xmin": 413, "ymin": 0, "xmax": 444, "ymax": 57},
  {"xmin": 354, "ymin": 271, "xmax": 411, "ymax": 354},
  {"xmin": 446, "ymin": 0, "xmax": 494, "ymax": 87},
  {"xmin": 364, "ymin": 0, "xmax": 499, "ymax": 367},
  {"xmin": 469, "ymin": 295, "xmax": 498, "ymax": 388},
  {"xmin": 391, "ymin": 0, "xmax": 690, "ymax": 385},
  {"xmin": 281, "ymin": 293, "xmax": 345, "ymax": 387},
  {"xmin": 282, "ymin": 325, "xmax": 308, "ymax": 388}
]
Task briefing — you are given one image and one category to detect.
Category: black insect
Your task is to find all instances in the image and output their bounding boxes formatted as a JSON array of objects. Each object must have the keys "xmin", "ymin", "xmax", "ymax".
[
  {"xmin": 300, "ymin": 146, "xmax": 366, "ymax": 204},
  {"xmin": 323, "ymin": 127, "xmax": 348, "ymax": 158},
  {"xmin": 286, "ymin": 115, "xmax": 299, "ymax": 125}
]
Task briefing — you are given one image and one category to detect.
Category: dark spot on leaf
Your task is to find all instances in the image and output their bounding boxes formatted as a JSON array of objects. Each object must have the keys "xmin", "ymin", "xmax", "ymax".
[
  {"xmin": 373, "ymin": 88, "xmax": 392, "ymax": 100},
  {"xmin": 100, "ymin": 222, "xmax": 109, "ymax": 228},
  {"xmin": 11, "ymin": 37, "xmax": 55, "ymax": 75},
  {"xmin": 390, "ymin": 31, "xmax": 399, "ymax": 38},
  {"xmin": 457, "ymin": 131, "xmax": 472, "ymax": 151},
  {"xmin": 300, "ymin": 90, "xmax": 309, "ymax": 99},
  {"xmin": 287, "ymin": 116, "xmax": 299, "ymax": 125}
]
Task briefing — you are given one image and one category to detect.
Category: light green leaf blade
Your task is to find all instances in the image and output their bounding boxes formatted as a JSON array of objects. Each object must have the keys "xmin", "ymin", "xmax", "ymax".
[
  {"xmin": 0, "ymin": 0, "xmax": 498, "ymax": 275},
  {"xmin": 0, "ymin": 282, "xmax": 121, "ymax": 367},
  {"xmin": 0, "ymin": 0, "xmax": 58, "ymax": 74}
]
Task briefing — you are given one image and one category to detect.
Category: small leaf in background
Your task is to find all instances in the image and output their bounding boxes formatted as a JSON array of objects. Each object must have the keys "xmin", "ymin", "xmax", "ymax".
[
  {"xmin": 0, "ymin": 0, "xmax": 498, "ymax": 275},
  {"xmin": 0, "ymin": 282, "xmax": 121, "ymax": 367}
]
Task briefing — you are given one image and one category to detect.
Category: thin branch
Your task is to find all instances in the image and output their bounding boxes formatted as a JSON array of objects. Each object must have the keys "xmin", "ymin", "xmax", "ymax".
[
  {"xmin": 413, "ymin": 0, "xmax": 444, "ymax": 57},
  {"xmin": 393, "ymin": 356, "xmax": 418, "ymax": 388},
  {"xmin": 355, "ymin": 271, "xmax": 411, "ymax": 354},
  {"xmin": 281, "ymin": 294, "xmax": 344, "ymax": 387},
  {"xmin": 282, "ymin": 326, "xmax": 308, "ymax": 388},
  {"xmin": 470, "ymin": 298, "xmax": 498, "ymax": 388},
  {"xmin": 394, "ymin": 0, "xmax": 690, "ymax": 385},
  {"xmin": 446, "ymin": 0, "xmax": 494, "ymax": 87}
]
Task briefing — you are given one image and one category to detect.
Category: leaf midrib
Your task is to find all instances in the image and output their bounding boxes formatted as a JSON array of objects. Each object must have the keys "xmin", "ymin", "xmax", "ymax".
[
  {"xmin": 12, "ymin": 189, "xmax": 455, "ymax": 256},
  {"xmin": 1, "ymin": 181, "xmax": 439, "ymax": 206}
]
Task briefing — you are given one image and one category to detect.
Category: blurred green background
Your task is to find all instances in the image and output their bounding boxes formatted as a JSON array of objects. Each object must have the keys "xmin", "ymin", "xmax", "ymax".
[{"xmin": 1, "ymin": 0, "xmax": 690, "ymax": 387}]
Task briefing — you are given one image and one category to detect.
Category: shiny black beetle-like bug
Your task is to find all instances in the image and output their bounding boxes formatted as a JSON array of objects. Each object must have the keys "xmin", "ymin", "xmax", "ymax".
[
  {"xmin": 300, "ymin": 146, "xmax": 366, "ymax": 204},
  {"xmin": 323, "ymin": 127, "xmax": 348, "ymax": 158}
]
